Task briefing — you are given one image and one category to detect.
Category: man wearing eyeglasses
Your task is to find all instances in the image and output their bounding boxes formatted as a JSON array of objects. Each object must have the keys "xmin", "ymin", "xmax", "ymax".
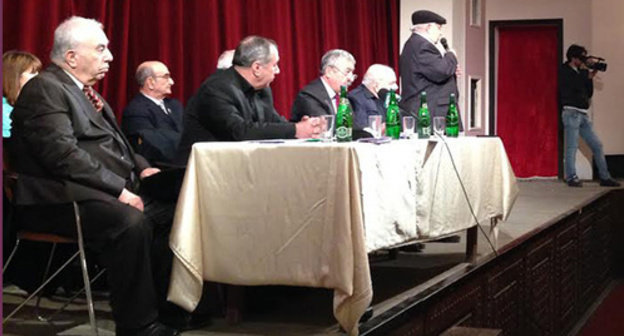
[
  {"xmin": 290, "ymin": 49, "xmax": 356, "ymax": 122},
  {"xmin": 122, "ymin": 61, "xmax": 183, "ymax": 165},
  {"xmin": 400, "ymin": 10, "xmax": 462, "ymax": 125}
]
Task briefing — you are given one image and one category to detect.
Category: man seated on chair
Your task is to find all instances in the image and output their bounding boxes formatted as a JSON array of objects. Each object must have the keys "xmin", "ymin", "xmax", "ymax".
[
  {"xmin": 348, "ymin": 64, "xmax": 398, "ymax": 132},
  {"xmin": 290, "ymin": 49, "xmax": 356, "ymax": 122},
  {"xmin": 122, "ymin": 61, "xmax": 183, "ymax": 166},
  {"xmin": 175, "ymin": 35, "xmax": 321, "ymax": 164},
  {"xmin": 10, "ymin": 16, "xmax": 180, "ymax": 336}
]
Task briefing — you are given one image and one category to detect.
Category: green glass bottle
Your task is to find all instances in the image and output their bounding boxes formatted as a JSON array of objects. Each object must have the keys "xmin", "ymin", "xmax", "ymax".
[
  {"xmin": 335, "ymin": 86, "xmax": 353, "ymax": 142},
  {"xmin": 385, "ymin": 89, "xmax": 400, "ymax": 139},
  {"xmin": 417, "ymin": 91, "xmax": 431, "ymax": 139},
  {"xmin": 445, "ymin": 93, "xmax": 459, "ymax": 137}
]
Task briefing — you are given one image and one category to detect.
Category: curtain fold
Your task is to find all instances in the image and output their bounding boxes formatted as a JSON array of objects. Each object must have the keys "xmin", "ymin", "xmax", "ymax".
[{"xmin": 3, "ymin": 0, "xmax": 399, "ymax": 122}]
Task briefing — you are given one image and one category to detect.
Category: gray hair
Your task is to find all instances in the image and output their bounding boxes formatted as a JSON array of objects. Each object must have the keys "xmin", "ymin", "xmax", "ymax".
[
  {"xmin": 362, "ymin": 64, "xmax": 396, "ymax": 86},
  {"xmin": 216, "ymin": 50, "xmax": 235, "ymax": 69},
  {"xmin": 410, "ymin": 23, "xmax": 429, "ymax": 34},
  {"xmin": 50, "ymin": 16, "xmax": 104, "ymax": 64},
  {"xmin": 136, "ymin": 65, "xmax": 155, "ymax": 87},
  {"xmin": 320, "ymin": 49, "xmax": 355, "ymax": 75},
  {"xmin": 232, "ymin": 36, "xmax": 277, "ymax": 67}
]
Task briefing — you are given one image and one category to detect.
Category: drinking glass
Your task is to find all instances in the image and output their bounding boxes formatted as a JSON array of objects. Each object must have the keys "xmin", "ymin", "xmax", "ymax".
[
  {"xmin": 320, "ymin": 114, "xmax": 335, "ymax": 141},
  {"xmin": 368, "ymin": 115, "xmax": 383, "ymax": 138},
  {"xmin": 433, "ymin": 116, "xmax": 446, "ymax": 136},
  {"xmin": 402, "ymin": 116, "xmax": 415, "ymax": 139}
]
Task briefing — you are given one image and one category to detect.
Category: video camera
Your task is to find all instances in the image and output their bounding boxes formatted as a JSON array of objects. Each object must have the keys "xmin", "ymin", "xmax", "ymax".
[{"xmin": 581, "ymin": 55, "xmax": 608, "ymax": 72}]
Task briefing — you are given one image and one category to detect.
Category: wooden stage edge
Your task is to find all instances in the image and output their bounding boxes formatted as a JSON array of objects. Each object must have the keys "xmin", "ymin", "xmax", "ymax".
[{"xmin": 361, "ymin": 181, "xmax": 623, "ymax": 336}]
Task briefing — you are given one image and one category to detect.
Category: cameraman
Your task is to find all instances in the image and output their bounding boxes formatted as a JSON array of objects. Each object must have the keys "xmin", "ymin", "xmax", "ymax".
[{"xmin": 559, "ymin": 44, "xmax": 619, "ymax": 187}]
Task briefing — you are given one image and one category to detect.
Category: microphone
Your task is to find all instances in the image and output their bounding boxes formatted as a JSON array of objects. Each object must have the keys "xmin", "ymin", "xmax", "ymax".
[{"xmin": 440, "ymin": 37, "xmax": 449, "ymax": 51}]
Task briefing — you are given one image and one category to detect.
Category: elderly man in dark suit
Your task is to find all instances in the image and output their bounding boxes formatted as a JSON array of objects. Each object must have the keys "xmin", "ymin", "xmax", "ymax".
[
  {"xmin": 348, "ymin": 64, "xmax": 398, "ymax": 131},
  {"xmin": 122, "ymin": 61, "xmax": 183, "ymax": 165},
  {"xmin": 10, "ymin": 16, "xmax": 179, "ymax": 336},
  {"xmin": 290, "ymin": 49, "xmax": 356, "ymax": 122},
  {"xmin": 400, "ymin": 10, "xmax": 462, "ymax": 125},
  {"xmin": 175, "ymin": 35, "xmax": 320, "ymax": 164}
]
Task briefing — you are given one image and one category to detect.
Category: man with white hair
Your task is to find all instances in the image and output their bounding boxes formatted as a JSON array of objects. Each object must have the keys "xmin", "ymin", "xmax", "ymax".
[
  {"xmin": 400, "ymin": 10, "xmax": 461, "ymax": 124},
  {"xmin": 348, "ymin": 64, "xmax": 398, "ymax": 131},
  {"xmin": 10, "ymin": 16, "xmax": 179, "ymax": 336},
  {"xmin": 290, "ymin": 49, "xmax": 356, "ymax": 122}
]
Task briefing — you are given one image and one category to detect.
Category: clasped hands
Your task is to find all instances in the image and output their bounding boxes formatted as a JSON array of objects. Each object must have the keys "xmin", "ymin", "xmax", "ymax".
[{"xmin": 295, "ymin": 115, "xmax": 326, "ymax": 139}]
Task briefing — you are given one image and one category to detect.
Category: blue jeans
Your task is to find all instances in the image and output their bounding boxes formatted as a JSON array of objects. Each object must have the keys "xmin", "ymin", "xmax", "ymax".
[{"xmin": 562, "ymin": 107, "xmax": 611, "ymax": 181}]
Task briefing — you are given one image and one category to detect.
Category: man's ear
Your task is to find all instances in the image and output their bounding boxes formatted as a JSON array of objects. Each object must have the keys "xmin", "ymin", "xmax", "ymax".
[
  {"xmin": 65, "ymin": 50, "xmax": 78, "ymax": 69},
  {"xmin": 251, "ymin": 61, "xmax": 262, "ymax": 77}
]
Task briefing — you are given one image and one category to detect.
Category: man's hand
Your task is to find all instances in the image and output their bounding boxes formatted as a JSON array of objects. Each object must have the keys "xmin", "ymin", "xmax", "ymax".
[
  {"xmin": 118, "ymin": 188, "xmax": 144, "ymax": 212},
  {"xmin": 140, "ymin": 167, "xmax": 161, "ymax": 179},
  {"xmin": 455, "ymin": 64, "xmax": 462, "ymax": 77},
  {"xmin": 295, "ymin": 115, "xmax": 322, "ymax": 139}
]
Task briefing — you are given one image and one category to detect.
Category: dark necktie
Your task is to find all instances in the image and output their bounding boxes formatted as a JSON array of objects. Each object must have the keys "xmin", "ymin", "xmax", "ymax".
[{"xmin": 83, "ymin": 85, "xmax": 104, "ymax": 112}]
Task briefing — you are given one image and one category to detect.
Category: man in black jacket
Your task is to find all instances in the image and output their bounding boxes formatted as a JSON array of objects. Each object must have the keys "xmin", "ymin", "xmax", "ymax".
[
  {"xmin": 559, "ymin": 44, "xmax": 619, "ymax": 187},
  {"xmin": 290, "ymin": 49, "xmax": 356, "ymax": 122},
  {"xmin": 122, "ymin": 61, "xmax": 183, "ymax": 165},
  {"xmin": 400, "ymin": 10, "xmax": 461, "ymax": 125},
  {"xmin": 10, "ymin": 16, "xmax": 179, "ymax": 336},
  {"xmin": 176, "ymin": 36, "xmax": 320, "ymax": 164}
]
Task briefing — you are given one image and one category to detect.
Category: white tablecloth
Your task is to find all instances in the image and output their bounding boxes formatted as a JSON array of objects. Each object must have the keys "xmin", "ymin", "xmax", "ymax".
[{"xmin": 167, "ymin": 137, "xmax": 518, "ymax": 335}]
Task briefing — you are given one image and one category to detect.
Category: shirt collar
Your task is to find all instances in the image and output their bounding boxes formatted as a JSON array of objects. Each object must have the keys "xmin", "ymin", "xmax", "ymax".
[
  {"xmin": 320, "ymin": 77, "xmax": 337, "ymax": 100},
  {"xmin": 415, "ymin": 32, "xmax": 445, "ymax": 56},
  {"xmin": 141, "ymin": 92, "xmax": 165, "ymax": 107},
  {"xmin": 62, "ymin": 69, "xmax": 85, "ymax": 90}
]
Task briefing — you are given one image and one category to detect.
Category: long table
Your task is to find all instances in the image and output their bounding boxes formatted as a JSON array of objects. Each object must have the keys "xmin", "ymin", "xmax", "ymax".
[{"xmin": 167, "ymin": 137, "xmax": 518, "ymax": 335}]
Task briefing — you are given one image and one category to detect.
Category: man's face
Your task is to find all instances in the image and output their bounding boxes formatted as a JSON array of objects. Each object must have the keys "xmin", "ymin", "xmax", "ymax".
[
  {"xmin": 256, "ymin": 48, "xmax": 280, "ymax": 89},
  {"xmin": 150, "ymin": 63, "xmax": 174, "ymax": 98},
  {"xmin": 377, "ymin": 74, "xmax": 398, "ymax": 92},
  {"xmin": 428, "ymin": 23, "xmax": 443, "ymax": 44},
  {"xmin": 72, "ymin": 28, "xmax": 113, "ymax": 86},
  {"xmin": 327, "ymin": 57, "xmax": 356, "ymax": 93}
]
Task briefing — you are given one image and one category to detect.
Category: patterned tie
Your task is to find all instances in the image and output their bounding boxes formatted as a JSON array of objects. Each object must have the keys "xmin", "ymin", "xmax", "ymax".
[
  {"xmin": 334, "ymin": 94, "xmax": 340, "ymax": 114},
  {"xmin": 83, "ymin": 85, "xmax": 104, "ymax": 112}
]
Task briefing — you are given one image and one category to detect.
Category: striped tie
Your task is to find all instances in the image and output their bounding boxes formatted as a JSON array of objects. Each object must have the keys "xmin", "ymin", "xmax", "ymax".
[{"xmin": 83, "ymin": 85, "xmax": 104, "ymax": 112}]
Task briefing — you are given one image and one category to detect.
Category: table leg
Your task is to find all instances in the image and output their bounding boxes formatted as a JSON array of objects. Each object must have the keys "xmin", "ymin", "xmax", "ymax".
[
  {"xmin": 225, "ymin": 285, "xmax": 245, "ymax": 325},
  {"xmin": 465, "ymin": 226, "xmax": 478, "ymax": 263}
]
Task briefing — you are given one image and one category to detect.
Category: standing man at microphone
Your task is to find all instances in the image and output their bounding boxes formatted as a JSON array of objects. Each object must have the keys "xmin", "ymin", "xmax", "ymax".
[{"xmin": 400, "ymin": 10, "xmax": 462, "ymax": 125}]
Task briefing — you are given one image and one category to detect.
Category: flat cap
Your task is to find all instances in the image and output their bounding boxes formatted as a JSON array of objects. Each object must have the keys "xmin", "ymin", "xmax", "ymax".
[{"xmin": 411, "ymin": 10, "xmax": 446, "ymax": 25}]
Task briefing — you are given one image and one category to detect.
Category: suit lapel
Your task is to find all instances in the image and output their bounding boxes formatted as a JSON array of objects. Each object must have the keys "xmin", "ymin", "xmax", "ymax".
[{"xmin": 310, "ymin": 79, "xmax": 334, "ymax": 115}]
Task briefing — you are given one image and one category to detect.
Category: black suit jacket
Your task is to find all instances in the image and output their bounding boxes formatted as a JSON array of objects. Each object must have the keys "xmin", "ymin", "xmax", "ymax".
[
  {"xmin": 10, "ymin": 64, "xmax": 149, "ymax": 205},
  {"xmin": 122, "ymin": 94, "xmax": 183, "ymax": 164},
  {"xmin": 399, "ymin": 33, "xmax": 460, "ymax": 122},
  {"xmin": 290, "ymin": 78, "xmax": 334, "ymax": 122},
  {"xmin": 175, "ymin": 67, "xmax": 295, "ymax": 164}
]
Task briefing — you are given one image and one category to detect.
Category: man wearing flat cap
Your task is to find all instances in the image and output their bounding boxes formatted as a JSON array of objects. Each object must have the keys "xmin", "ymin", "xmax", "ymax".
[{"xmin": 400, "ymin": 9, "xmax": 462, "ymax": 128}]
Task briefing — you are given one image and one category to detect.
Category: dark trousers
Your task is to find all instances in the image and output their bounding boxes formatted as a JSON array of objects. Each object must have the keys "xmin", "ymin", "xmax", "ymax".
[{"xmin": 15, "ymin": 195, "xmax": 175, "ymax": 330}]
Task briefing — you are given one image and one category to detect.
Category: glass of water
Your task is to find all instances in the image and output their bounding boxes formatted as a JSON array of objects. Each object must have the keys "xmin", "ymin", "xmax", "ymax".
[
  {"xmin": 321, "ymin": 114, "xmax": 335, "ymax": 141},
  {"xmin": 368, "ymin": 115, "xmax": 382, "ymax": 138},
  {"xmin": 433, "ymin": 116, "xmax": 446, "ymax": 136},
  {"xmin": 402, "ymin": 116, "xmax": 415, "ymax": 139}
]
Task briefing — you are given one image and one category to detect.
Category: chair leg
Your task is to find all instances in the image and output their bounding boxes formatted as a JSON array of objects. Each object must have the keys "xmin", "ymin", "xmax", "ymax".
[
  {"xmin": 45, "ymin": 269, "xmax": 106, "ymax": 321},
  {"xmin": 3, "ymin": 251, "xmax": 80, "ymax": 324},
  {"xmin": 34, "ymin": 242, "xmax": 58, "ymax": 320},
  {"xmin": 2, "ymin": 237, "xmax": 21, "ymax": 274},
  {"xmin": 74, "ymin": 201, "xmax": 98, "ymax": 336}
]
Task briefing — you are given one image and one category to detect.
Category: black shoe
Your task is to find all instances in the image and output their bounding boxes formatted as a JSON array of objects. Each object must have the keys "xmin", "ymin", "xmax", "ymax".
[
  {"xmin": 159, "ymin": 309, "xmax": 212, "ymax": 332},
  {"xmin": 398, "ymin": 242, "xmax": 425, "ymax": 252},
  {"xmin": 116, "ymin": 321, "xmax": 179, "ymax": 336},
  {"xmin": 600, "ymin": 178, "xmax": 621, "ymax": 187},
  {"xmin": 567, "ymin": 176, "xmax": 583, "ymax": 187}
]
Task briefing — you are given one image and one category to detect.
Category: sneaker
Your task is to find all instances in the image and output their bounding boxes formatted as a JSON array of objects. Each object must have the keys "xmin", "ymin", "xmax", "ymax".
[
  {"xmin": 600, "ymin": 178, "xmax": 621, "ymax": 187},
  {"xmin": 567, "ymin": 176, "xmax": 583, "ymax": 187}
]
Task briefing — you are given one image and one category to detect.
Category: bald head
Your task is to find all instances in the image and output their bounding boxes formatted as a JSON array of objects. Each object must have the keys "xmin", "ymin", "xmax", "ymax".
[{"xmin": 136, "ymin": 61, "xmax": 174, "ymax": 99}]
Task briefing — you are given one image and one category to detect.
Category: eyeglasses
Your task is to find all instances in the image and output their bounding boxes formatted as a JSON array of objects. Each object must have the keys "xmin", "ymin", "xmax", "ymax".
[
  {"xmin": 331, "ymin": 66, "xmax": 357, "ymax": 81},
  {"xmin": 153, "ymin": 73, "xmax": 172, "ymax": 80}
]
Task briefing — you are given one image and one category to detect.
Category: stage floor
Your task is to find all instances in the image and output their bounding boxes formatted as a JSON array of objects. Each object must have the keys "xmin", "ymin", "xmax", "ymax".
[{"xmin": 2, "ymin": 179, "xmax": 619, "ymax": 336}]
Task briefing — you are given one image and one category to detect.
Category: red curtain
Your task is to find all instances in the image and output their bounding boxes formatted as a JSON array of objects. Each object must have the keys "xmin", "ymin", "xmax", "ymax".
[
  {"xmin": 496, "ymin": 26, "xmax": 559, "ymax": 178},
  {"xmin": 3, "ymin": 0, "xmax": 399, "ymax": 122}
]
